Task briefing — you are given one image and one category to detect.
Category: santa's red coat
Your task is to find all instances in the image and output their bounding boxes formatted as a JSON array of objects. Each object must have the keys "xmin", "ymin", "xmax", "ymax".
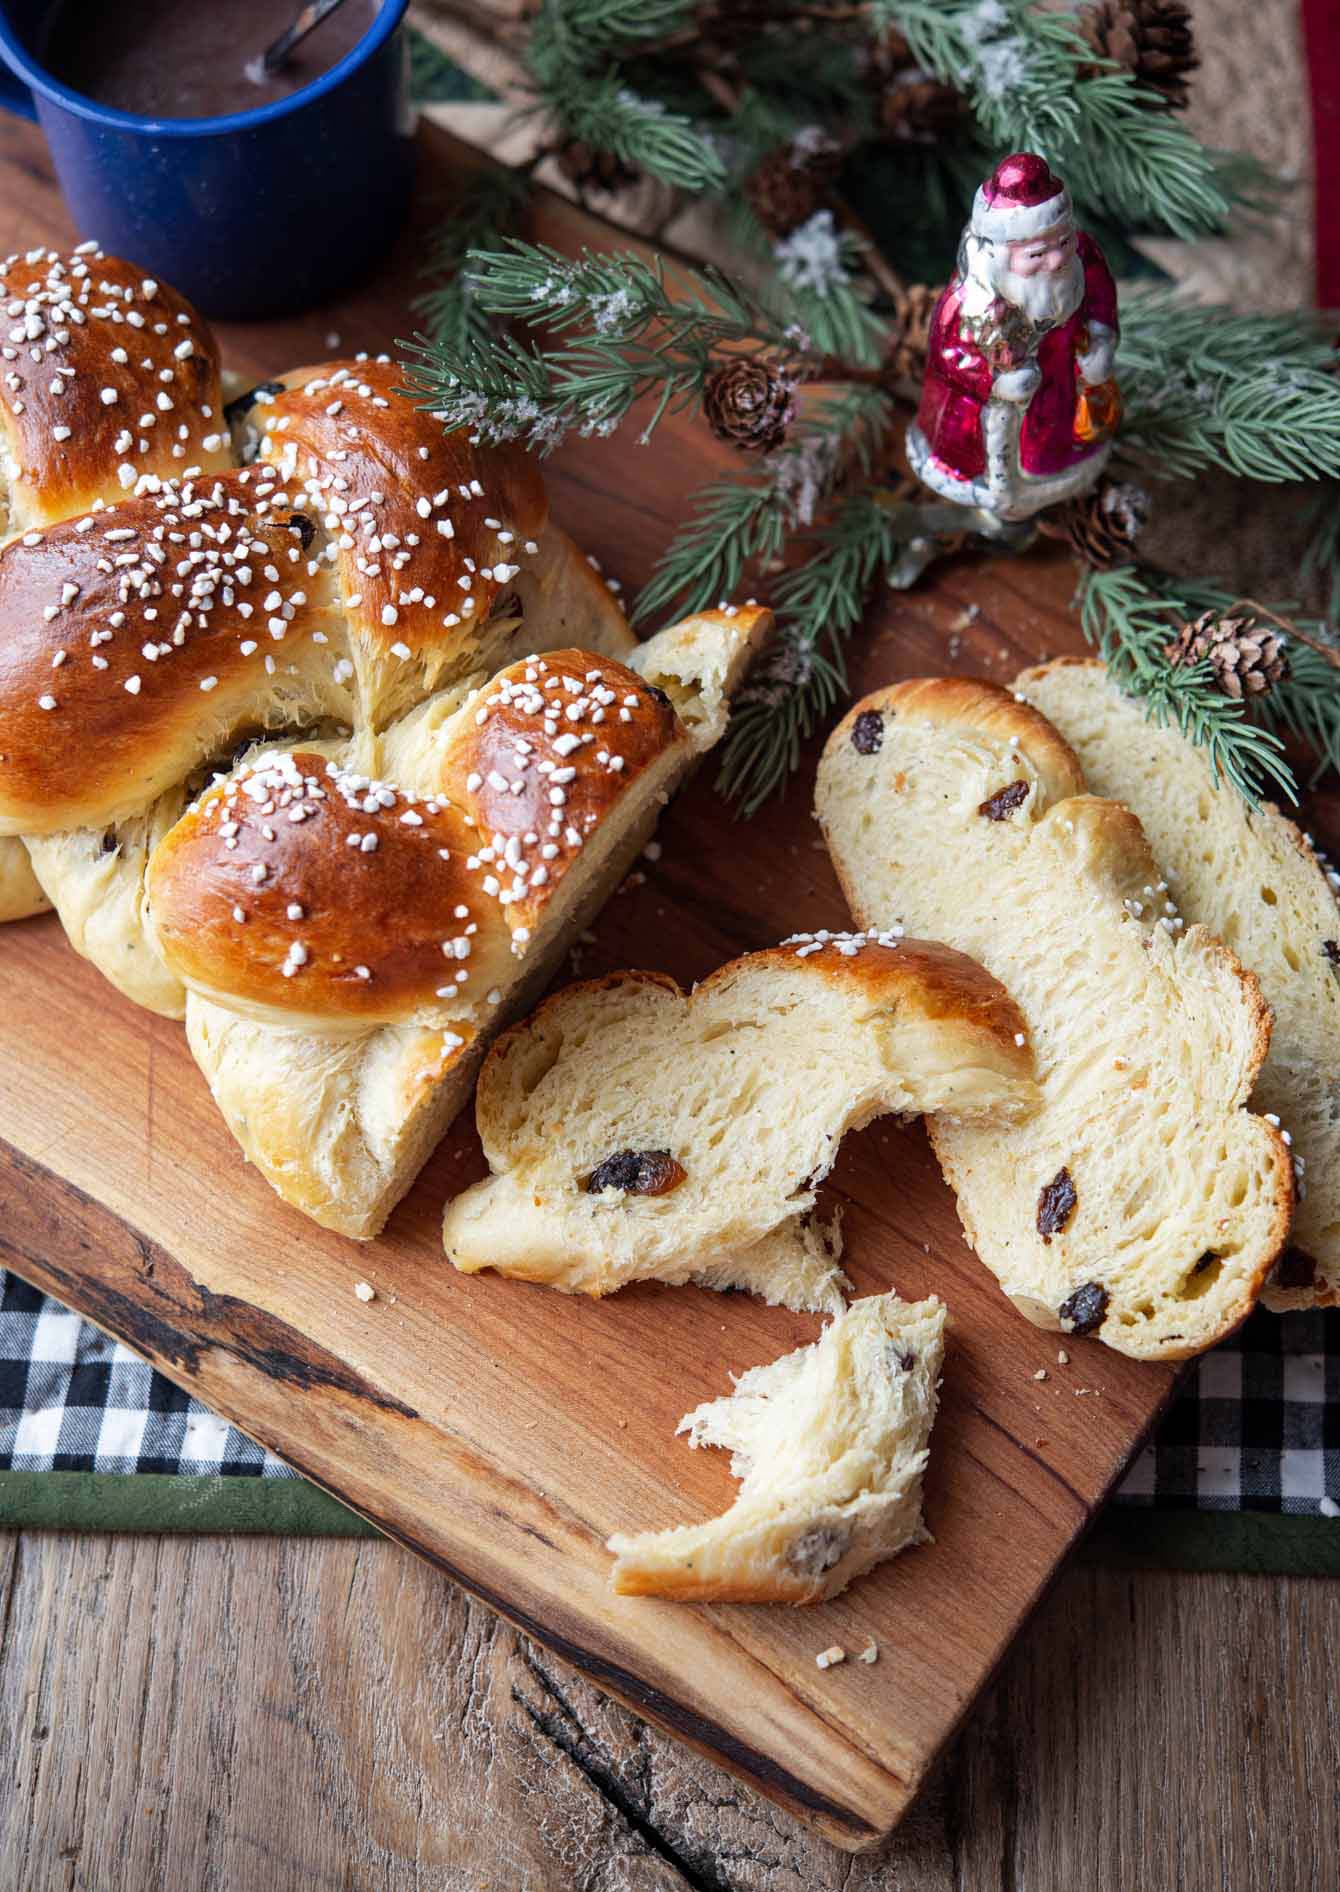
[{"xmin": 915, "ymin": 233, "xmax": 1118, "ymax": 481}]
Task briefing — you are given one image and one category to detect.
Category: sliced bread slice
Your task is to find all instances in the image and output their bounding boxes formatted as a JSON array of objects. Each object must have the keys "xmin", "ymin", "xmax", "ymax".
[
  {"xmin": 442, "ymin": 934, "xmax": 1036, "ymax": 1310},
  {"xmin": 816, "ymin": 676, "xmax": 1293, "ymax": 1360},
  {"xmin": 607, "ymin": 1292, "xmax": 945, "ymax": 1604},
  {"xmin": 1017, "ymin": 656, "xmax": 1340, "ymax": 1310}
]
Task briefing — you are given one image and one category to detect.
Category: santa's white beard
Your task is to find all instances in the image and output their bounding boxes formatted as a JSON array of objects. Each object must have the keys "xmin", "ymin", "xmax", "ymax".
[{"xmin": 960, "ymin": 244, "xmax": 1085, "ymax": 331}]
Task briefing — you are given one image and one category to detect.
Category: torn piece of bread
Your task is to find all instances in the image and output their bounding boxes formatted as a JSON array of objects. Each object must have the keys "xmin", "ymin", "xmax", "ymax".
[
  {"xmin": 608, "ymin": 1293, "xmax": 945, "ymax": 1604},
  {"xmin": 442, "ymin": 934, "xmax": 1036, "ymax": 1310},
  {"xmin": 817, "ymin": 677, "xmax": 1293, "ymax": 1361},
  {"xmin": 1017, "ymin": 657, "xmax": 1340, "ymax": 1312},
  {"xmin": 143, "ymin": 609, "xmax": 766, "ymax": 1238}
]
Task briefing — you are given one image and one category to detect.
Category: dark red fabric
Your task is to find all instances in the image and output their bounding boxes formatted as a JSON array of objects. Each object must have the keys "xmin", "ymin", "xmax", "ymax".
[{"xmin": 1302, "ymin": 0, "xmax": 1340, "ymax": 306}]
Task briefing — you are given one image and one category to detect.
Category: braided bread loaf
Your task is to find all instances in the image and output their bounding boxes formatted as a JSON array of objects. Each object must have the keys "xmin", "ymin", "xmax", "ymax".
[
  {"xmin": 0, "ymin": 248, "xmax": 631, "ymax": 1008},
  {"xmin": 142, "ymin": 613, "xmax": 765, "ymax": 1235},
  {"xmin": 0, "ymin": 247, "xmax": 765, "ymax": 1235}
]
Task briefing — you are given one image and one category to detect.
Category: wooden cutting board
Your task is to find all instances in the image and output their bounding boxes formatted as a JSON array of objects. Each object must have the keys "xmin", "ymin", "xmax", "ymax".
[{"xmin": 0, "ymin": 115, "xmax": 1206, "ymax": 1851}]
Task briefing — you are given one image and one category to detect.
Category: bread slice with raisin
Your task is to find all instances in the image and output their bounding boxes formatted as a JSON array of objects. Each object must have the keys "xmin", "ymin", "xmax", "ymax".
[
  {"xmin": 816, "ymin": 677, "xmax": 1293, "ymax": 1361},
  {"xmin": 1017, "ymin": 656, "xmax": 1339, "ymax": 1311},
  {"xmin": 608, "ymin": 1292, "xmax": 945, "ymax": 1604},
  {"xmin": 442, "ymin": 935, "xmax": 1036, "ymax": 1311}
]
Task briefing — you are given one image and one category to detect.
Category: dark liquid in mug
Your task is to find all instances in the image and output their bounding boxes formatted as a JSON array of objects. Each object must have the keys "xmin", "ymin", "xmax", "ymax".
[{"xmin": 43, "ymin": 0, "xmax": 379, "ymax": 120}]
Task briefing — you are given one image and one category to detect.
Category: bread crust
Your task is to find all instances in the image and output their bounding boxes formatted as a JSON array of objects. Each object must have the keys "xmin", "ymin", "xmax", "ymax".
[
  {"xmin": 0, "ymin": 249, "xmax": 231, "ymax": 535},
  {"xmin": 146, "ymin": 651, "xmax": 688, "ymax": 1025},
  {"xmin": 250, "ymin": 360, "xmax": 549, "ymax": 674},
  {"xmin": 818, "ymin": 673, "xmax": 1293, "ymax": 1360}
]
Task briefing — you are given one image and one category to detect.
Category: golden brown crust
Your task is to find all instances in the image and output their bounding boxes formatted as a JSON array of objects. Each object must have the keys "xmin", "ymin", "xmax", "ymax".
[
  {"xmin": 147, "ymin": 650, "xmax": 690, "ymax": 1022},
  {"xmin": 0, "ymin": 249, "xmax": 230, "ymax": 531},
  {"xmin": 708, "ymin": 934, "xmax": 1034, "ymax": 1074},
  {"xmin": 829, "ymin": 675, "xmax": 1088, "ymax": 807},
  {"xmin": 252, "ymin": 360, "xmax": 549, "ymax": 666},
  {"xmin": 0, "ymin": 471, "xmax": 340, "ymax": 833},
  {"xmin": 438, "ymin": 648, "xmax": 685, "ymax": 943},
  {"xmin": 146, "ymin": 748, "xmax": 504, "ymax": 1026}
]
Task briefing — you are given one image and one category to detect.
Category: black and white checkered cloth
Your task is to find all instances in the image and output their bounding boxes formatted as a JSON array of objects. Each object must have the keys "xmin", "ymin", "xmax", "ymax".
[{"xmin": 2, "ymin": 1271, "xmax": 1337, "ymax": 1509}]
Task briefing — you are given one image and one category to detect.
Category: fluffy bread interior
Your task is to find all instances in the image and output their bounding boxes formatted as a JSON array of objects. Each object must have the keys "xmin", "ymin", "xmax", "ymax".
[{"xmin": 608, "ymin": 1293, "xmax": 945, "ymax": 1604}]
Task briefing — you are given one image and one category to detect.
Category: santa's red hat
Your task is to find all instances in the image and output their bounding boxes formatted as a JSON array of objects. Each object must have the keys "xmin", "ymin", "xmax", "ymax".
[{"xmin": 970, "ymin": 153, "xmax": 1072, "ymax": 245}]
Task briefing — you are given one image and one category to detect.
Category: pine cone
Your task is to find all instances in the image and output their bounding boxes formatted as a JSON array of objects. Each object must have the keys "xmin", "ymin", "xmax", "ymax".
[
  {"xmin": 1081, "ymin": 0, "xmax": 1199, "ymax": 111},
  {"xmin": 1057, "ymin": 478, "xmax": 1149, "ymax": 571},
  {"xmin": 884, "ymin": 282, "xmax": 940, "ymax": 386},
  {"xmin": 745, "ymin": 136, "xmax": 841, "ymax": 239},
  {"xmin": 745, "ymin": 149, "xmax": 825, "ymax": 239},
  {"xmin": 880, "ymin": 71, "xmax": 966, "ymax": 142},
  {"xmin": 1165, "ymin": 611, "xmax": 1291, "ymax": 700},
  {"xmin": 556, "ymin": 140, "xmax": 639, "ymax": 196},
  {"xmin": 703, "ymin": 358, "xmax": 795, "ymax": 454}
]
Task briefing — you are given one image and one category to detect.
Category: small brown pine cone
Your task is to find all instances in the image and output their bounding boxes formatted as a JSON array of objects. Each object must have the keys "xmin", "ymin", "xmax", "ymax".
[
  {"xmin": 1081, "ymin": 0, "xmax": 1199, "ymax": 111},
  {"xmin": 884, "ymin": 282, "xmax": 940, "ymax": 386},
  {"xmin": 1056, "ymin": 478, "xmax": 1149, "ymax": 571},
  {"xmin": 745, "ymin": 148, "xmax": 825, "ymax": 239},
  {"xmin": 1165, "ymin": 610, "xmax": 1291, "ymax": 700},
  {"xmin": 703, "ymin": 358, "xmax": 795, "ymax": 454},
  {"xmin": 556, "ymin": 139, "xmax": 639, "ymax": 196},
  {"xmin": 880, "ymin": 71, "xmax": 967, "ymax": 141}
]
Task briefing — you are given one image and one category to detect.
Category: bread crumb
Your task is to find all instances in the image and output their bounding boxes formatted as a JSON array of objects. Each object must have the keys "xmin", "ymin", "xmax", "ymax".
[
  {"xmin": 857, "ymin": 1640, "xmax": 879, "ymax": 1664},
  {"xmin": 815, "ymin": 1644, "xmax": 846, "ymax": 1670},
  {"xmin": 1033, "ymin": 1367, "xmax": 1048, "ymax": 1382},
  {"xmin": 1057, "ymin": 1349, "xmax": 1070, "ymax": 1365},
  {"xmin": 354, "ymin": 1281, "xmax": 376, "ymax": 1303},
  {"xmin": 1321, "ymin": 1496, "xmax": 1339, "ymax": 1518}
]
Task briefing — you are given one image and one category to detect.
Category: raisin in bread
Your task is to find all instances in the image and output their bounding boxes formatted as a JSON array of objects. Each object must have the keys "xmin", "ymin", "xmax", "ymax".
[
  {"xmin": 1017, "ymin": 657, "xmax": 1339, "ymax": 1312},
  {"xmin": 143, "ymin": 611, "xmax": 765, "ymax": 1237},
  {"xmin": 816, "ymin": 677, "xmax": 1293, "ymax": 1360},
  {"xmin": 442, "ymin": 934, "xmax": 1036, "ymax": 1310},
  {"xmin": 608, "ymin": 1292, "xmax": 945, "ymax": 1604}
]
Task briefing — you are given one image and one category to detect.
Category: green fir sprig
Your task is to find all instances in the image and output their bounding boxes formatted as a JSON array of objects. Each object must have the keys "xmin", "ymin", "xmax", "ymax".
[
  {"xmin": 402, "ymin": 240, "xmax": 828, "ymax": 451},
  {"xmin": 882, "ymin": 0, "xmax": 1267, "ymax": 236},
  {"xmin": 1116, "ymin": 292, "xmax": 1340, "ymax": 481},
  {"xmin": 716, "ymin": 489, "xmax": 923, "ymax": 814},
  {"xmin": 1077, "ymin": 564, "xmax": 1340, "ymax": 804}
]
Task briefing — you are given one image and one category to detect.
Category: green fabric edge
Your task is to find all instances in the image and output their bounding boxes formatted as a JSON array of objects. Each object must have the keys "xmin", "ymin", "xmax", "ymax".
[
  {"xmin": 4, "ymin": 1473, "xmax": 1340, "ymax": 1574},
  {"xmin": 0, "ymin": 1470, "xmax": 379, "ymax": 1537}
]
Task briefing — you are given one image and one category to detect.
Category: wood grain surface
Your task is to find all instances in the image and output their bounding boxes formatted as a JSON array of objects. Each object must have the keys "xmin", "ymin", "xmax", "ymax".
[
  {"xmin": 1, "ymin": 1531, "xmax": 1337, "ymax": 1892},
  {"xmin": 0, "ymin": 114, "xmax": 1331, "ymax": 1858}
]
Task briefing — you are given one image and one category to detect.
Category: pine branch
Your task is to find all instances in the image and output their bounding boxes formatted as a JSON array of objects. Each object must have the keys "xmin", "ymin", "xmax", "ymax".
[
  {"xmin": 1076, "ymin": 565, "xmax": 1303, "ymax": 804},
  {"xmin": 1116, "ymin": 293, "xmax": 1340, "ymax": 481},
  {"xmin": 633, "ymin": 385, "xmax": 892, "ymax": 625},
  {"xmin": 716, "ymin": 487, "xmax": 919, "ymax": 813},
  {"xmin": 883, "ymin": 0, "xmax": 1268, "ymax": 238},
  {"xmin": 401, "ymin": 241, "xmax": 834, "ymax": 452},
  {"xmin": 526, "ymin": 1, "xmax": 726, "ymax": 191}
]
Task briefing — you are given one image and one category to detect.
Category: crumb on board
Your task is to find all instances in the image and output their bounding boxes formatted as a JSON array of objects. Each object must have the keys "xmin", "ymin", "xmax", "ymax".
[
  {"xmin": 815, "ymin": 1644, "xmax": 846, "ymax": 1670},
  {"xmin": 354, "ymin": 1281, "xmax": 376, "ymax": 1303},
  {"xmin": 1057, "ymin": 1350, "xmax": 1070, "ymax": 1366},
  {"xmin": 1033, "ymin": 1368, "xmax": 1048, "ymax": 1382},
  {"xmin": 857, "ymin": 1640, "xmax": 878, "ymax": 1664}
]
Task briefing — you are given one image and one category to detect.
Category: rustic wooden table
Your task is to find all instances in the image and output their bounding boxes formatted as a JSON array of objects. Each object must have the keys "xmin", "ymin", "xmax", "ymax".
[{"xmin": 0, "ymin": 1532, "xmax": 1337, "ymax": 1889}]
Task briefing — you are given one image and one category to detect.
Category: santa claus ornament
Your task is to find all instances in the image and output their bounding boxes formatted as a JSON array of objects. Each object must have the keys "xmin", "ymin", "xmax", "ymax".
[{"xmin": 906, "ymin": 152, "xmax": 1121, "ymax": 532}]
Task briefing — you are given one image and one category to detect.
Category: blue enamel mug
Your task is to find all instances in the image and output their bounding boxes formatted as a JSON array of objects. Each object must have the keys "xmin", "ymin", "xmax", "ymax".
[{"xmin": 0, "ymin": 0, "xmax": 414, "ymax": 319}]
